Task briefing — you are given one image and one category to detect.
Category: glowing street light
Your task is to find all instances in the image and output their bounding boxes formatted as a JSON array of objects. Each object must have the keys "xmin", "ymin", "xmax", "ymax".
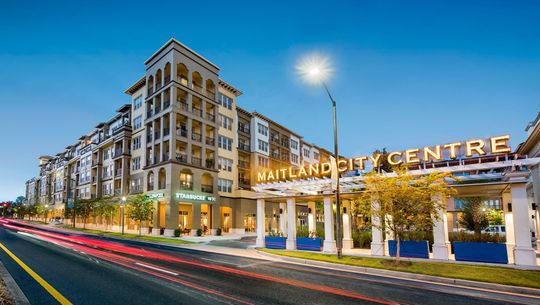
[{"xmin": 297, "ymin": 53, "xmax": 343, "ymax": 259}]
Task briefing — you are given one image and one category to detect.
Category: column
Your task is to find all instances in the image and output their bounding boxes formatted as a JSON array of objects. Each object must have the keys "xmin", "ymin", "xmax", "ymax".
[
  {"xmin": 151, "ymin": 200, "xmax": 160, "ymax": 236},
  {"xmin": 503, "ymin": 191, "xmax": 515, "ymax": 262},
  {"xmin": 164, "ymin": 200, "xmax": 179, "ymax": 237},
  {"xmin": 286, "ymin": 198, "xmax": 297, "ymax": 250},
  {"xmin": 210, "ymin": 203, "xmax": 220, "ymax": 235},
  {"xmin": 511, "ymin": 184, "xmax": 536, "ymax": 266},
  {"xmin": 432, "ymin": 193, "xmax": 450, "ymax": 260},
  {"xmin": 255, "ymin": 199, "xmax": 265, "ymax": 247},
  {"xmin": 342, "ymin": 200, "xmax": 353, "ymax": 249},
  {"xmin": 370, "ymin": 196, "xmax": 384, "ymax": 256},
  {"xmin": 279, "ymin": 202, "xmax": 287, "ymax": 235},
  {"xmin": 307, "ymin": 201, "xmax": 316, "ymax": 234},
  {"xmin": 191, "ymin": 203, "xmax": 202, "ymax": 236},
  {"xmin": 323, "ymin": 196, "xmax": 337, "ymax": 253}
]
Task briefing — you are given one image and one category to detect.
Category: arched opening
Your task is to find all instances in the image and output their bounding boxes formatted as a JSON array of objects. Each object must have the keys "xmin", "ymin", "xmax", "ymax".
[
  {"xmin": 205, "ymin": 79, "xmax": 215, "ymax": 100},
  {"xmin": 176, "ymin": 63, "xmax": 189, "ymax": 86},
  {"xmin": 155, "ymin": 69, "xmax": 162, "ymax": 91},
  {"xmin": 179, "ymin": 169, "xmax": 193, "ymax": 190},
  {"xmin": 147, "ymin": 171, "xmax": 154, "ymax": 191},
  {"xmin": 191, "ymin": 71, "xmax": 203, "ymax": 94},
  {"xmin": 201, "ymin": 173, "xmax": 213, "ymax": 193},
  {"xmin": 164, "ymin": 63, "xmax": 171, "ymax": 85},
  {"xmin": 147, "ymin": 75, "xmax": 154, "ymax": 96},
  {"xmin": 158, "ymin": 168, "xmax": 166, "ymax": 189}
]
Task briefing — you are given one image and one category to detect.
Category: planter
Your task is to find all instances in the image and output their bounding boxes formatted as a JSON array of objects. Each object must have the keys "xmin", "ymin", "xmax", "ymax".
[
  {"xmin": 388, "ymin": 240, "xmax": 429, "ymax": 259},
  {"xmin": 265, "ymin": 236, "xmax": 286, "ymax": 249},
  {"xmin": 296, "ymin": 237, "xmax": 322, "ymax": 251},
  {"xmin": 453, "ymin": 242, "xmax": 508, "ymax": 264}
]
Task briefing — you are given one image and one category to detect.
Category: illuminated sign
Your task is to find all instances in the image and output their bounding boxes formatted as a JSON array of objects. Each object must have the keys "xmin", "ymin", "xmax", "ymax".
[
  {"xmin": 176, "ymin": 192, "xmax": 217, "ymax": 202},
  {"xmin": 146, "ymin": 193, "xmax": 165, "ymax": 199},
  {"xmin": 257, "ymin": 135, "xmax": 511, "ymax": 183}
]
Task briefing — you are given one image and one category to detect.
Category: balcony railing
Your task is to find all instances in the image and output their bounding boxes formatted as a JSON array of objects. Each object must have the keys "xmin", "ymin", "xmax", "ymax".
[
  {"xmin": 238, "ymin": 126, "xmax": 250, "ymax": 134},
  {"xmin": 147, "ymin": 110, "xmax": 153, "ymax": 119},
  {"xmin": 201, "ymin": 184, "xmax": 213, "ymax": 193},
  {"xmin": 206, "ymin": 91, "xmax": 216, "ymax": 100},
  {"xmin": 163, "ymin": 100, "xmax": 171, "ymax": 109},
  {"xmin": 179, "ymin": 101, "xmax": 189, "ymax": 111},
  {"xmin": 205, "ymin": 137, "xmax": 215, "ymax": 146},
  {"xmin": 147, "ymin": 135, "xmax": 153, "ymax": 143},
  {"xmin": 162, "ymin": 154, "xmax": 170, "ymax": 162},
  {"xmin": 156, "ymin": 82, "xmax": 162, "ymax": 91},
  {"xmin": 206, "ymin": 113, "xmax": 215, "ymax": 122},
  {"xmin": 239, "ymin": 178, "xmax": 251, "ymax": 186},
  {"xmin": 205, "ymin": 159, "xmax": 214, "ymax": 169},
  {"xmin": 154, "ymin": 106, "xmax": 161, "ymax": 115},
  {"xmin": 192, "ymin": 84, "xmax": 203, "ymax": 94},
  {"xmin": 115, "ymin": 169, "xmax": 122, "ymax": 177},
  {"xmin": 192, "ymin": 107, "xmax": 203, "ymax": 117},
  {"xmin": 177, "ymin": 76, "xmax": 188, "ymax": 86},
  {"xmin": 154, "ymin": 131, "xmax": 161, "ymax": 140},
  {"xmin": 177, "ymin": 128, "xmax": 187, "ymax": 138},
  {"xmin": 163, "ymin": 128, "xmax": 170, "ymax": 137},
  {"xmin": 192, "ymin": 157, "xmax": 202, "ymax": 167},
  {"xmin": 192, "ymin": 132, "xmax": 202, "ymax": 142},
  {"xmin": 164, "ymin": 76, "xmax": 171, "ymax": 85},
  {"xmin": 147, "ymin": 87, "xmax": 153, "ymax": 96},
  {"xmin": 238, "ymin": 160, "xmax": 250, "ymax": 168},
  {"xmin": 176, "ymin": 153, "xmax": 188, "ymax": 163},
  {"xmin": 238, "ymin": 143, "xmax": 250, "ymax": 152}
]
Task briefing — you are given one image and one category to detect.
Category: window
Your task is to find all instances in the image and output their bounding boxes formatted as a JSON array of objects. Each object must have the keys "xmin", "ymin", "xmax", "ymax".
[
  {"xmin": 219, "ymin": 114, "xmax": 233, "ymax": 130},
  {"xmin": 291, "ymin": 154, "xmax": 299, "ymax": 163},
  {"xmin": 313, "ymin": 152, "xmax": 320, "ymax": 160},
  {"xmin": 218, "ymin": 157, "xmax": 233, "ymax": 172},
  {"xmin": 290, "ymin": 140, "xmax": 298, "ymax": 150},
  {"xmin": 218, "ymin": 136, "xmax": 232, "ymax": 151},
  {"xmin": 258, "ymin": 156, "xmax": 269, "ymax": 168},
  {"xmin": 257, "ymin": 123, "xmax": 268, "ymax": 136},
  {"xmin": 218, "ymin": 179, "xmax": 233, "ymax": 193},
  {"xmin": 303, "ymin": 148, "xmax": 310, "ymax": 158},
  {"xmin": 133, "ymin": 136, "xmax": 141, "ymax": 150},
  {"xmin": 218, "ymin": 93, "xmax": 233, "ymax": 110},
  {"xmin": 132, "ymin": 157, "xmax": 141, "ymax": 171},
  {"xmin": 133, "ymin": 116, "xmax": 142, "ymax": 129},
  {"xmin": 133, "ymin": 95, "xmax": 143, "ymax": 110},
  {"xmin": 257, "ymin": 140, "xmax": 268, "ymax": 152},
  {"xmin": 179, "ymin": 171, "xmax": 193, "ymax": 190}
]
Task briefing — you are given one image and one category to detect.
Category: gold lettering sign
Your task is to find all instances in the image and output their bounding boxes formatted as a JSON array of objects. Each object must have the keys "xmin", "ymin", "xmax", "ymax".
[{"xmin": 256, "ymin": 135, "xmax": 512, "ymax": 183}]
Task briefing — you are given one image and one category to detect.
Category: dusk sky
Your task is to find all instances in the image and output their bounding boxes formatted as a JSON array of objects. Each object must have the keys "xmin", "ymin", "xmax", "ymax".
[{"xmin": 0, "ymin": 0, "xmax": 539, "ymax": 201}]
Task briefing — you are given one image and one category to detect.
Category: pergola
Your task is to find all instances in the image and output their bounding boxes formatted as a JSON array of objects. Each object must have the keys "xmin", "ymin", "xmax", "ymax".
[{"xmin": 252, "ymin": 156, "xmax": 540, "ymax": 266}]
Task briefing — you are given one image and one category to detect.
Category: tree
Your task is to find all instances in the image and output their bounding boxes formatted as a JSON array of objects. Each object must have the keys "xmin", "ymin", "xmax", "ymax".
[
  {"xmin": 358, "ymin": 167, "xmax": 456, "ymax": 263},
  {"xmin": 73, "ymin": 199, "xmax": 98, "ymax": 229},
  {"xmin": 95, "ymin": 197, "xmax": 117, "ymax": 229},
  {"xmin": 459, "ymin": 197, "xmax": 489, "ymax": 236},
  {"xmin": 15, "ymin": 196, "xmax": 26, "ymax": 205},
  {"xmin": 486, "ymin": 209, "xmax": 504, "ymax": 226},
  {"xmin": 126, "ymin": 194, "xmax": 154, "ymax": 236}
]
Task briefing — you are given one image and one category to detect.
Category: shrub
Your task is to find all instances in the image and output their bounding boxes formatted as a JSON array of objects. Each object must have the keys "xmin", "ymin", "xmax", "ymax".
[
  {"xmin": 268, "ymin": 231, "xmax": 284, "ymax": 237},
  {"xmin": 352, "ymin": 230, "xmax": 372, "ymax": 248},
  {"xmin": 296, "ymin": 226, "xmax": 310, "ymax": 238},
  {"xmin": 196, "ymin": 228, "xmax": 203, "ymax": 236},
  {"xmin": 216, "ymin": 228, "xmax": 222, "ymax": 236},
  {"xmin": 315, "ymin": 224, "xmax": 325, "ymax": 240},
  {"xmin": 173, "ymin": 228, "xmax": 181, "ymax": 237},
  {"xmin": 449, "ymin": 231, "xmax": 505, "ymax": 243}
]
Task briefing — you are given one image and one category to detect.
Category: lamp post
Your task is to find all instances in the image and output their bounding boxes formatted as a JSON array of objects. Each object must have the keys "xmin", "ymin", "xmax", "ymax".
[
  {"xmin": 298, "ymin": 55, "xmax": 343, "ymax": 258},
  {"xmin": 121, "ymin": 196, "xmax": 126, "ymax": 235}
]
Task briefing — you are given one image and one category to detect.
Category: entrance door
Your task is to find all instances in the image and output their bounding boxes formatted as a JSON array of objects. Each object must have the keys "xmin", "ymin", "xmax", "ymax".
[
  {"xmin": 221, "ymin": 207, "xmax": 232, "ymax": 233},
  {"xmin": 201, "ymin": 204, "xmax": 210, "ymax": 234}
]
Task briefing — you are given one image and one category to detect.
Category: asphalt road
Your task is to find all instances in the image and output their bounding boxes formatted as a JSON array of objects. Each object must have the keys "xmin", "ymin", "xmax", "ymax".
[{"xmin": 0, "ymin": 221, "xmax": 538, "ymax": 305}]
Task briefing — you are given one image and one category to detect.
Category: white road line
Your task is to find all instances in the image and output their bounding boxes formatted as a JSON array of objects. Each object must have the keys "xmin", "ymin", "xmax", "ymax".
[
  {"xmin": 199, "ymin": 257, "xmax": 241, "ymax": 266},
  {"xmin": 135, "ymin": 262, "xmax": 179, "ymax": 276}
]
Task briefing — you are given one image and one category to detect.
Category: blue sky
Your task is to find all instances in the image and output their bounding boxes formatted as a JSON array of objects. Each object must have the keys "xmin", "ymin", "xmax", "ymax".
[{"xmin": 0, "ymin": 0, "xmax": 539, "ymax": 201}]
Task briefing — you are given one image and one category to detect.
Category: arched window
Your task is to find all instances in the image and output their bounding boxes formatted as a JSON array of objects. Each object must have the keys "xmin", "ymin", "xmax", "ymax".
[
  {"xmin": 205, "ymin": 79, "xmax": 215, "ymax": 100},
  {"xmin": 147, "ymin": 171, "xmax": 154, "ymax": 191},
  {"xmin": 201, "ymin": 173, "xmax": 213, "ymax": 193},
  {"xmin": 164, "ymin": 63, "xmax": 171, "ymax": 84},
  {"xmin": 177, "ymin": 63, "xmax": 189, "ymax": 86},
  {"xmin": 191, "ymin": 72, "xmax": 203, "ymax": 94},
  {"xmin": 158, "ymin": 168, "xmax": 166, "ymax": 189},
  {"xmin": 179, "ymin": 169, "xmax": 193, "ymax": 190},
  {"xmin": 155, "ymin": 69, "xmax": 162, "ymax": 90},
  {"xmin": 147, "ymin": 75, "xmax": 154, "ymax": 95}
]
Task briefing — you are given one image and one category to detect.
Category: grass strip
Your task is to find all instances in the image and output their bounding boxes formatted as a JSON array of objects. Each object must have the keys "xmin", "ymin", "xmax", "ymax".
[{"xmin": 59, "ymin": 226, "xmax": 194, "ymax": 245}]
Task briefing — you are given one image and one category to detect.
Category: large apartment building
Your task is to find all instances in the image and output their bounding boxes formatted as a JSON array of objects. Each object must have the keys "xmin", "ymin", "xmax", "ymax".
[{"xmin": 25, "ymin": 38, "xmax": 332, "ymax": 236}]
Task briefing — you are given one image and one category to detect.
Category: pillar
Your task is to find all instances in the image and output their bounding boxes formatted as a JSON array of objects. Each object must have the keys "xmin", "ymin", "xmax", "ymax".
[
  {"xmin": 255, "ymin": 199, "xmax": 265, "ymax": 247},
  {"xmin": 323, "ymin": 196, "xmax": 337, "ymax": 253},
  {"xmin": 286, "ymin": 198, "xmax": 297, "ymax": 250},
  {"xmin": 210, "ymin": 203, "xmax": 220, "ymax": 235},
  {"xmin": 307, "ymin": 201, "xmax": 316, "ymax": 234},
  {"xmin": 370, "ymin": 196, "xmax": 384, "ymax": 256},
  {"xmin": 164, "ymin": 200, "xmax": 179, "ymax": 237},
  {"xmin": 279, "ymin": 202, "xmax": 287, "ymax": 235},
  {"xmin": 432, "ymin": 193, "xmax": 450, "ymax": 260},
  {"xmin": 511, "ymin": 184, "xmax": 536, "ymax": 266},
  {"xmin": 342, "ymin": 200, "xmax": 353, "ymax": 249},
  {"xmin": 503, "ymin": 191, "xmax": 515, "ymax": 262},
  {"xmin": 191, "ymin": 204, "xmax": 201, "ymax": 236}
]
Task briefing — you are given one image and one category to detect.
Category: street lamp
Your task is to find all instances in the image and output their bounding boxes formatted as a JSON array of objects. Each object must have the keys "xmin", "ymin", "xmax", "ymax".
[
  {"xmin": 121, "ymin": 196, "xmax": 126, "ymax": 235},
  {"xmin": 297, "ymin": 54, "xmax": 343, "ymax": 258}
]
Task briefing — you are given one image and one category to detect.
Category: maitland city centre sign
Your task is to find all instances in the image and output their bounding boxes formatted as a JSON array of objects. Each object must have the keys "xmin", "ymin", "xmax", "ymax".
[{"xmin": 257, "ymin": 135, "xmax": 511, "ymax": 183}]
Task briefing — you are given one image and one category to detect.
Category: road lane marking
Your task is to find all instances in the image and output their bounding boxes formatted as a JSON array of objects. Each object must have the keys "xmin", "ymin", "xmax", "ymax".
[
  {"xmin": 135, "ymin": 262, "xmax": 179, "ymax": 275},
  {"xmin": 0, "ymin": 242, "xmax": 73, "ymax": 305}
]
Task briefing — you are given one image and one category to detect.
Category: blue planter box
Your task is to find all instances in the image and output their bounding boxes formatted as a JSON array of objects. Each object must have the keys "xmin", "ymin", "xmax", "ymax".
[
  {"xmin": 296, "ymin": 237, "xmax": 322, "ymax": 251},
  {"xmin": 453, "ymin": 242, "xmax": 508, "ymax": 264},
  {"xmin": 265, "ymin": 236, "xmax": 286, "ymax": 249},
  {"xmin": 388, "ymin": 240, "xmax": 429, "ymax": 259}
]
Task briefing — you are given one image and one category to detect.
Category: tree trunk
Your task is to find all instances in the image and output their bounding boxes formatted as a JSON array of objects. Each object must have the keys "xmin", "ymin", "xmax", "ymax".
[
  {"xmin": 474, "ymin": 223, "xmax": 481, "ymax": 238},
  {"xmin": 139, "ymin": 220, "xmax": 142, "ymax": 236},
  {"xmin": 395, "ymin": 234, "xmax": 401, "ymax": 263}
]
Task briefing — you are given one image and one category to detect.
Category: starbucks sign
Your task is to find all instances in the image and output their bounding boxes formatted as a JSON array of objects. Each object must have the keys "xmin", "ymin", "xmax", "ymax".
[{"xmin": 176, "ymin": 192, "xmax": 216, "ymax": 202}]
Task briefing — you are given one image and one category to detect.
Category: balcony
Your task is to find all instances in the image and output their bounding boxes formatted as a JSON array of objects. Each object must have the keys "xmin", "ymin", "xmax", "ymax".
[
  {"xmin": 238, "ymin": 160, "xmax": 250, "ymax": 169},
  {"xmin": 91, "ymin": 159, "xmax": 100, "ymax": 167},
  {"xmin": 163, "ymin": 128, "xmax": 170, "ymax": 137},
  {"xmin": 147, "ymin": 110, "xmax": 153, "ymax": 119},
  {"xmin": 193, "ymin": 84, "xmax": 203, "ymax": 94},
  {"xmin": 238, "ymin": 143, "xmax": 250, "ymax": 152},
  {"xmin": 192, "ymin": 107, "xmax": 203, "ymax": 117},
  {"xmin": 147, "ymin": 87, "xmax": 153, "ymax": 96},
  {"xmin": 91, "ymin": 176, "xmax": 98, "ymax": 183},
  {"xmin": 146, "ymin": 158, "xmax": 153, "ymax": 166},
  {"xmin": 192, "ymin": 156, "xmax": 202, "ymax": 167},
  {"xmin": 192, "ymin": 132, "xmax": 202, "ymax": 142},
  {"xmin": 201, "ymin": 184, "xmax": 213, "ymax": 193},
  {"xmin": 176, "ymin": 153, "xmax": 188, "ymax": 163},
  {"xmin": 179, "ymin": 101, "xmax": 189, "ymax": 111},
  {"xmin": 147, "ymin": 134, "xmax": 153, "ymax": 143},
  {"xmin": 155, "ymin": 82, "xmax": 162, "ymax": 91},
  {"xmin": 115, "ymin": 169, "xmax": 122, "ymax": 177},
  {"xmin": 154, "ymin": 131, "xmax": 161, "ymax": 140},
  {"xmin": 162, "ymin": 154, "xmax": 170, "ymax": 162},
  {"xmin": 164, "ymin": 76, "xmax": 171, "ymax": 85},
  {"xmin": 205, "ymin": 159, "xmax": 214, "ymax": 169},
  {"xmin": 238, "ymin": 126, "xmax": 250, "ymax": 134},
  {"xmin": 271, "ymin": 152, "xmax": 280, "ymax": 159},
  {"xmin": 205, "ymin": 137, "xmax": 215, "ymax": 146},
  {"xmin": 239, "ymin": 178, "xmax": 251, "ymax": 186},
  {"xmin": 206, "ymin": 113, "xmax": 215, "ymax": 122},
  {"xmin": 178, "ymin": 76, "xmax": 188, "ymax": 86},
  {"xmin": 177, "ymin": 128, "xmax": 187, "ymax": 138},
  {"xmin": 154, "ymin": 106, "xmax": 161, "ymax": 115},
  {"xmin": 164, "ymin": 100, "xmax": 171, "ymax": 109}
]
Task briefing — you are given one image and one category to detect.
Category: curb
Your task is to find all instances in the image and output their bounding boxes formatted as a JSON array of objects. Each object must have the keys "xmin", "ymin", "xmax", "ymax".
[
  {"xmin": 256, "ymin": 250, "xmax": 540, "ymax": 297},
  {"xmin": 0, "ymin": 260, "xmax": 30, "ymax": 305}
]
